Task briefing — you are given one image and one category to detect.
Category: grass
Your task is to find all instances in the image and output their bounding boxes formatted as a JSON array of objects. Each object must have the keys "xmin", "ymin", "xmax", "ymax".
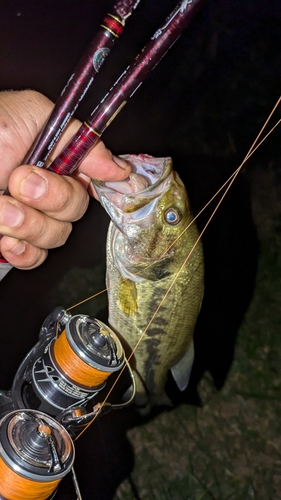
[{"xmin": 114, "ymin": 165, "xmax": 281, "ymax": 500}]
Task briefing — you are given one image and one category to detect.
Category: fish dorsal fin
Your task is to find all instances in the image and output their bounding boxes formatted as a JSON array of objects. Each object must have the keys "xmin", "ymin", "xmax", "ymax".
[{"xmin": 118, "ymin": 279, "xmax": 138, "ymax": 315}]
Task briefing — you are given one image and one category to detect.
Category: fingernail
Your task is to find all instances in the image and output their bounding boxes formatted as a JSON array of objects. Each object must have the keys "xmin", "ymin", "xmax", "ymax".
[
  {"xmin": 0, "ymin": 203, "xmax": 24, "ymax": 227},
  {"xmin": 113, "ymin": 155, "xmax": 129, "ymax": 169},
  {"xmin": 20, "ymin": 172, "xmax": 47, "ymax": 199},
  {"xmin": 8, "ymin": 240, "xmax": 25, "ymax": 256}
]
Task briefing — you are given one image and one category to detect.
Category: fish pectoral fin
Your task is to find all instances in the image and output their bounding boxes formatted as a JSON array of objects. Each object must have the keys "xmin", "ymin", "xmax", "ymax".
[
  {"xmin": 170, "ymin": 342, "xmax": 194, "ymax": 392},
  {"xmin": 118, "ymin": 279, "xmax": 138, "ymax": 315}
]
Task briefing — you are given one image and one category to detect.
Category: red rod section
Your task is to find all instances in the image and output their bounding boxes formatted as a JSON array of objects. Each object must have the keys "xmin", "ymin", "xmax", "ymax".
[
  {"xmin": 23, "ymin": 0, "xmax": 141, "ymax": 167},
  {"xmin": 48, "ymin": 0, "xmax": 204, "ymax": 176}
]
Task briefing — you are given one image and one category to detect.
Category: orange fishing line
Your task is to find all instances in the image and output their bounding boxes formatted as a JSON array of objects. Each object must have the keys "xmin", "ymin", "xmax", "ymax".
[
  {"xmin": 0, "ymin": 456, "xmax": 60, "ymax": 500},
  {"xmin": 67, "ymin": 96, "xmax": 281, "ymax": 441},
  {"xmin": 53, "ymin": 330, "xmax": 111, "ymax": 387}
]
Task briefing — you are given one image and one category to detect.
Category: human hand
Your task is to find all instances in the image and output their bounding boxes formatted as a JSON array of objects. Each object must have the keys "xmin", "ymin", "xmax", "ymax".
[{"xmin": 0, "ymin": 90, "xmax": 131, "ymax": 270}]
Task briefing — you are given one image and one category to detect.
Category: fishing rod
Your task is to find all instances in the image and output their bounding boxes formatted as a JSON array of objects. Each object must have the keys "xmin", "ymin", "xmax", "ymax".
[
  {"xmin": 48, "ymin": 0, "xmax": 204, "ymax": 176},
  {"xmin": 19, "ymin": 0, "xmax": 141, "ymax": 168}
]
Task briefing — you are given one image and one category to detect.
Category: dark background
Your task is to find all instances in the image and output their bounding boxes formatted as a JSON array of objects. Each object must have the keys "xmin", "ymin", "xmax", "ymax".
[{"xmin": 0, "ymin": 1, "xmax": 280, "ymax": 498}]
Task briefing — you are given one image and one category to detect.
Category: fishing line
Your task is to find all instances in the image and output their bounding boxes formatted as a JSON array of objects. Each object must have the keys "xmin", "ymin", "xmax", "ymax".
[
  {"xmin": 153, "ymin": 95, "xmax": 281, "ymax": 257},
  {"xmin": 242, "ymin": 117, "xmax": 281, "ymax": 163},
  {"xmin": 61, "ymin": 95, "xmax": 281, "ymax": 433},
  {"xmin": 168, "ymin": 97, "xmax": 281, "ymax": 271},
  {"xmin": 66, "ymin": 289, "xmax": 107, "ymax": 312},
  {"xmin": 73, "ymin": 356, "xmax": 136, "ymax": 441},
  {"xmin": 0, "ymin": 460, "xmax": 61, "ymax": 500},
  {"xmin": 243, "ymin": 96, "xmax": 281, "ymax": 160}
]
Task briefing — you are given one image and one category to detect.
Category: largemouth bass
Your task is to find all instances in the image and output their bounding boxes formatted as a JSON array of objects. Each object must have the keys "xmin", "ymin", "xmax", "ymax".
[{"xmin": 94, "ymin": 154, "xmax": 204, "ymax": 408}]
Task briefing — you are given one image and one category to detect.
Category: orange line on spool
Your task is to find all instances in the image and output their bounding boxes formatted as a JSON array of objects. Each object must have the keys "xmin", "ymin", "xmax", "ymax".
[
  {"xmin": 0, "ymin": 456, "xmax": 61, "ymax": 500},
  {"xmin": 53, "ymin": 331, "xmax": 111, "ymax": 387}
]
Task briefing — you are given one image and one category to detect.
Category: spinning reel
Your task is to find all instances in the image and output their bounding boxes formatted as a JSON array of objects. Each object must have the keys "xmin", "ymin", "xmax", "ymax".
[{"xmin": 0, "ymin": 307, "xmax": 135, "ymax": 499}]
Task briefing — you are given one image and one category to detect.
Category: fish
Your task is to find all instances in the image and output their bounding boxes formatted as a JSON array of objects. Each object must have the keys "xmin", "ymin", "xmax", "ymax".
[{"xmin": 93, "ymin": 154, "xmax": 204, "ymax": 409}]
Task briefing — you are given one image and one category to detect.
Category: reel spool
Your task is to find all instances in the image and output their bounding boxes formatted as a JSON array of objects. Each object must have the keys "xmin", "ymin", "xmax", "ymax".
[
  {"xmin": 3, "ymin": 308, "xmax": 125, "ymax": 433},
  {"xmin": 0, "ymin": 409, "xmax": 74, "ymax": 500}
]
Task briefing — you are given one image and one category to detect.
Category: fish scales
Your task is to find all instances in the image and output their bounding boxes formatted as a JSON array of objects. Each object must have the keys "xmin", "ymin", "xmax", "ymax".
[{"xmin": 94, "ymin": 154, "xmax": 204, "ymax": 408}]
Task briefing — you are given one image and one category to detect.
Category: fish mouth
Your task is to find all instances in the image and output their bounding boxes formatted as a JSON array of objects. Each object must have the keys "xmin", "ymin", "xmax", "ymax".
[{"xmin": 92, "ymin": 154, "xmax": 173, "ymax": 212}]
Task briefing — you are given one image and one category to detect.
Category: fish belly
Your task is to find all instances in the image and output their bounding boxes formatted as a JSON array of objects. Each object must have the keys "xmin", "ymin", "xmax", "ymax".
[{"xmin": 106, "ymin": 223, "xmax": 204, "ymax": 407}]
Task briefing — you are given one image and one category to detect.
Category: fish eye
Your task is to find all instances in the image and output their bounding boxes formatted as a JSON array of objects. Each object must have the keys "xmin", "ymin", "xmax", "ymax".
[{"xmin": 164, "ymin": 208, "xmax": 181, "ymax": 225}]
